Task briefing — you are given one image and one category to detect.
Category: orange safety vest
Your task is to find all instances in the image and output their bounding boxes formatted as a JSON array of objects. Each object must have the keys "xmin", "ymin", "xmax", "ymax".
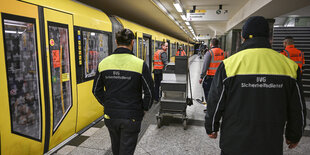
[
  {"xmin": 153, "ymin": 50, "xmax": 164, "ymax": 69},
  {"xmin": 280, "ymin": 45, "xmax": 304, "ymax": 70},
  {"xmin": 176, "ymin": 50, "xmax": 186, "ymax": 56},
  {"xmin": 207, "ymin": 48, "xmax": 224, "ymax": 76}
]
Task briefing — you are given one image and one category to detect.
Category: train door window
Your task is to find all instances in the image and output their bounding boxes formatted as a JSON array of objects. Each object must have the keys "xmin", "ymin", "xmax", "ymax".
[
  {"xmin": 138, "ymin": 37, "xmax": 142, "ymax": 59},
  {"xmin": 82, "ymin": 31, "xmax": 109, "ymax": 78},
  {"xmin": 172, "ymin": 43, "xmax": 176, "ymax": 56},
  {"xmin": 133, "ymin": 38, "xmax": 137, "ymax": 56},
  {"xmin": 155, "ymin": 41, "xmax": 161, "ymax": 51},
  {"xmin": 48, "ymin": 22, "xmax": 72, "ymax": 132},
  {"xmin": 2, "ymin": 15, "xmax": 41, "ymax": 140},
  {"xmin": 143, "ymin": 38, "xmax": 150, "ymax": 67},
  {"xmin": 152, "ymin": 40, "xmax": 154, "ymax": 59}
]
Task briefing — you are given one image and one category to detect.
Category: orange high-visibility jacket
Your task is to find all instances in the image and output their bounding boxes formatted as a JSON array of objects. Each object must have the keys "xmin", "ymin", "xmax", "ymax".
[
  {"xmin": 176, "ymin": 50, "xmax": 186, "ymax": 56},
  {"xmin": 207, "ymin": 48, "xmax": 224, "ymax": 76},
  {"xmin": 153, "ymin": 50, "xmax": 164, "ymax": 69},
  {"xmin": 280, "ymin": 45, "xmax": 304, "ymax": 69}
]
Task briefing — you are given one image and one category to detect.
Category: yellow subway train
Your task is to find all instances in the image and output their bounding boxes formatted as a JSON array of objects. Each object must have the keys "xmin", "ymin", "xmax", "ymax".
[{"xmin": 0, "ymin": 0, "xmax": 194, "ymax": 154}]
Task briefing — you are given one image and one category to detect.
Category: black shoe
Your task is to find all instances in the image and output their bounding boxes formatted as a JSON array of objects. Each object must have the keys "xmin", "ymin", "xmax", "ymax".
[{"xmin": 203, "ymin": 109, "xmax": 207, "ymax": 112}]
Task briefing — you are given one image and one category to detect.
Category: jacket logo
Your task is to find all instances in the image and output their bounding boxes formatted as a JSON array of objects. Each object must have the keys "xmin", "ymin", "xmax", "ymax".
[
  {"xmin": 257, "ymin": 77, "xmax": 266, "ymax": 83},
  {"xmin": 113, "ymin": 71, "xmax": 120, "ymax": 76}
]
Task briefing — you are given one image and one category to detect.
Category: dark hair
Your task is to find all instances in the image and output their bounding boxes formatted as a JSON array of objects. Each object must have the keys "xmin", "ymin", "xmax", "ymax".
[
  {"xmin": 284, "ymin": 36, "xmax": 294, "ymax": 44},
  {"xmin": 161, "ymin": 42, "xmax": 167, "ymax": 47},
  {"xmin": 285, "ymin": 36, "xmax": 293, "ymax": 40},
  {"xmin": 211, "ymin": 38, "xmax": 219, "ymax": 47},
  {"xmin": 116, "ymin": 28, "xmax": 135, "ymax": 46}
]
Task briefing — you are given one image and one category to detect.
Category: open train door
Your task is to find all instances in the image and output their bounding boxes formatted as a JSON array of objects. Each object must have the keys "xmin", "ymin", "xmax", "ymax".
[
  {"xmin": 42, "ymin": 8, "xmax": 77, "ymax": 151},
  {"xmin": 0, "ymin": 1, "xmax": 46, "ymax": 154}
]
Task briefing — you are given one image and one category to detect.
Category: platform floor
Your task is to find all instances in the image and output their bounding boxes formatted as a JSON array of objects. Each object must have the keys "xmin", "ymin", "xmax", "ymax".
[{"xmin": 53, "ymin": 55, "xmax": 310, "ymax": 155}]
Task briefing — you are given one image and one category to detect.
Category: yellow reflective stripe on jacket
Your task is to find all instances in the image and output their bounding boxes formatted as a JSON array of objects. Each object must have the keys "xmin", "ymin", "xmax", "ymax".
[
  {"xmin": 223, "ymin": 48, "xmax": 298, "ymax": 79},
  {"xmin": 98, "ymin": 54, "xmax": 143, "ymax": 74}
]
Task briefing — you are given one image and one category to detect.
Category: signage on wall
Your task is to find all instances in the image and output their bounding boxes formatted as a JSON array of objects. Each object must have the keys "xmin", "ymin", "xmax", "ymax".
[{"xmin": 186, "ymin": 9, "xmax": 228, "ymax": 21}]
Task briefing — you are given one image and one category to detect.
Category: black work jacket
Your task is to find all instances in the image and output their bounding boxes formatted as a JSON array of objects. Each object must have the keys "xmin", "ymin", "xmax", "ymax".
[
  {"xmin": 92, "ymin": 48, "xmax": 154, "ymax": 121},
  {"xmin": 205, "ymin": 37, "xmax": 306, "ymax": 155}
]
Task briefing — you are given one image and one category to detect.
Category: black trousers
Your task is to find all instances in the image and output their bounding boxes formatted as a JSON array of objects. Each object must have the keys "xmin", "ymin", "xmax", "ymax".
[
  {"xmin": 154, "ymin": 72, "xmax": 163, "ymax": 101},
  {"xmin": 105, "ymin": 118, "xmax": 142, "ymax": 155},
  {"xmin": 202, "ymin": 76, "xmax": 213, "ymax": 102}
]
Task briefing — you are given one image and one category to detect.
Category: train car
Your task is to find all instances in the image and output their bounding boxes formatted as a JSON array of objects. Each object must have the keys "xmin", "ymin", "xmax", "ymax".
[
  {"xmin": 113, "ymin": 17, "xmax": 191, "ymax": 69},
  {"xmin": 0, "ymin": 1, "xmax": 191, "ymax": 154},
  {"xmin": 0, "ymin": 0, "xmax": 111, "ymax": 154}
]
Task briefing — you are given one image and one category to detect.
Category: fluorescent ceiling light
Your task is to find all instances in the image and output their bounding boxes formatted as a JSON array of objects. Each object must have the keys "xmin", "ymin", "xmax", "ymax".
[
  {"xmin": 5, "ymin": 30, "xmax": 23, "ymax": 34},
  {"xmin": 185, "ymin": 22, "xmax": 190, "ymax": 25},
  {"xmin": 180, "ymin": 15, "xmax": 187, "ymax": 21},
  {"xmin": 173, "ymin": 3, "xmax": 183, "ymax": 12},
  {"xmin": 188, "ymin": 26, "xmax": 192, "ymax": 30},
  {"xmin": 5, "ymin": 23, "xmax": 27, "ymax": 27}
]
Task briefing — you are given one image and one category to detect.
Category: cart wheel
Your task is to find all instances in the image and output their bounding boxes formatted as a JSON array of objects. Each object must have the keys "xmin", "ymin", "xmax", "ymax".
[
  {"xmin": 183, "ymin": 119, "xmax": 187, "ymax": 130},
  {"xmin": 157, "ymin": 117, "xmax": 162, "ymax": 128}
]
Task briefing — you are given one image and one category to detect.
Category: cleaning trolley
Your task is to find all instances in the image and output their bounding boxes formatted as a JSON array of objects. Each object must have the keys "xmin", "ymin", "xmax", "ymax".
[{"xmin": 156, "ymin": 56, "xmax": 193, "ymax": 130}]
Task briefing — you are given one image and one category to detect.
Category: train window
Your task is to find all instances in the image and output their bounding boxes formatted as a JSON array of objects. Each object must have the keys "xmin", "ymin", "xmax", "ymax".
[
  {"xmin": 138, "ymin": 37, "xmax": 142, "ymax": 59},
  {"xmin": 3, "ymin": 15, "xmax": 41, "ymax": 140},
  {"xmin": 151, "ymin": 40, "xmax": 154, "ymax": 59},
  {"xmin": 155, "ymin": 41, "xmax": 161, "ymax": 51},
  {"xmin": 172, "ymin": 43, "xmax": 176, "ymax": 56},
  {"xmin": 82, "ymin": 31, "xmax": 109, "ymax": 78},
  {"xmin": 48, "ymin": 22, "xmax": 72, "ymax": 132},
  {"xmin": 133, "ymin": 38, "xmax": 137, "ymax": 56},
  {"xmin": 74, "ymin": 27, "xmax": 111, "ymax": 83}
]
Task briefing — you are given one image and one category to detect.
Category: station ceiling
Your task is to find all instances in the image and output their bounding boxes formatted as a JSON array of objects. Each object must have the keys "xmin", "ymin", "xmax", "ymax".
[{"xmin": 76, "ymin": 0, "xmax": 310, "ymax": 42}]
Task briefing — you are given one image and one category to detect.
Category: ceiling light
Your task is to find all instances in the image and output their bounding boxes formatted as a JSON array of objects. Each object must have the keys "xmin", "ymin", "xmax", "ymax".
[
  {"xmin": 185, "ymin": 22, "xmax": 190, "ymax": 25},
  {"xmin": 5, "ymin": 30, "xmax": 24, "ymax": 34},
  {"xmin": 180, "ymin": 15, "xmax": 187, "ymax": 21},
  {"xmin": 173, "ymin": 3, "xmax": 183, "ymax": 12},
  {"xmin": 188, "ymin": 26, "xmax": 192, "ymax": 30}
]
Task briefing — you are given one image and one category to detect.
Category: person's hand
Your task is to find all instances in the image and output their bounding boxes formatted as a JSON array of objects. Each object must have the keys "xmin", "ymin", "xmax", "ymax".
[
  {"xmin": 286, "ymin": 139, "xmax": 298, "ymax": 149},
  {"xmin": 199, "ymin": 78, "xmax": 203, "ymax": 84},
  {"xmin": 208, "ymin": 132, "xmax": 217, "ymax": 139}
]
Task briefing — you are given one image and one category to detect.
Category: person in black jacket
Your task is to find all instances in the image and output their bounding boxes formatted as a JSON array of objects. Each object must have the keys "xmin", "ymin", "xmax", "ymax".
[
  {"xmin": 92, "ymin": 28, "xmax": 154, "ymax": 155},
  {"xmin": 205, "ymin": 16, "xmax": 306, "ymax": 155}
]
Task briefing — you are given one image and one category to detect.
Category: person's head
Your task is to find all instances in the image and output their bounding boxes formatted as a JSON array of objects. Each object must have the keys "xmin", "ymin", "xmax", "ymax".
[
  {"xmin": 283, "ymin": 36, "xmax": 294, "ymax": 48},
  {"xmin": 210, "ymin": 38, "xmax": 219, "ymax": 48},
  {"xmin": 161, "ymin": 42, "xmax": 168, "ymax": 51},
  {"xmin": 178, "ymin": 46, "xmax": 183, "ymax": 51},
  {"xmin": 116, "ymin": 28, "xmax": 135, "ymax": 50},
  {"xmin": 241, "ymin": 16, "xmax": 269, "ymax": 41}
]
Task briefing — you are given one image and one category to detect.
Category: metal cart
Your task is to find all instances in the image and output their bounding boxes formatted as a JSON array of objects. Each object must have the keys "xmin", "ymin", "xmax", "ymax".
[{"xmin": 156, "ymin": 56, "xmax": 193, "ymax": 130}]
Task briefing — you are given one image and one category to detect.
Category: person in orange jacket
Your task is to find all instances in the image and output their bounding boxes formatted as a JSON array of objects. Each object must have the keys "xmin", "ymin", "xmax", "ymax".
[
  {"xmin": 153, "ymin": 42, "xmax": 168, "ymax": 102},
  {"xmin": 280, "ymin": 36, "xmax": 305, "ymax": 72},
  {"xmin": 199, "ymin": 38, "xmax": 224, "ymax": 110},
  {"xmin": 176, "ymin": 46, "xmax": 186, "ymax": 56}
]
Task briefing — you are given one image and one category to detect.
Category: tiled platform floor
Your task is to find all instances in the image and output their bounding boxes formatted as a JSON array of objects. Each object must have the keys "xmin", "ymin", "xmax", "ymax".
[{"xmin": 52, "ymin": 55, "xmax": 310, "ymax": 155}]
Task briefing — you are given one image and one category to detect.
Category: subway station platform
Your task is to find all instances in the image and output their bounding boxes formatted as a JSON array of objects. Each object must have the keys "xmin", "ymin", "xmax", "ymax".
[{"xmin": 53, "ymin": 55, "xmax": 310, "ymax": 155}]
